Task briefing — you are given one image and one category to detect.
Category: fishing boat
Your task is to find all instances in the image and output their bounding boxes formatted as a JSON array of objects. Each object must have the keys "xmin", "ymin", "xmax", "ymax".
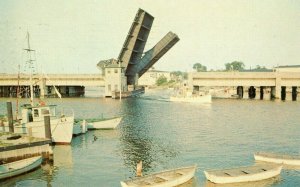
[
  {"xmin": 204, "ymin": 164, "xmax": 282, "ymax": 184},
  {"xmin": 14, "ymin": 104, "xmax": 74, "ymax": 144},
  {"xmin": 120, "ymin": 165, "xmax": 197, "ymax": 187},
  {"xmin": 73, "ymin": 119, "xmax": 88, "ymax": 136},
  {"xmin": 170, "ymin": 91, "xmax": 212, "ymax": 103},
  {"xmin": 86, "ymin": 117, "xmax": 122, "ymax": 130},
  {"xmin": 12, "ymin": 32, "xmax": 74, "ymax": 144},
  {"xmin": 0, "ymin": 156, "xmax": 42, "ymax": 180},
  {"xmin": 254, "ymin": 152, "xmax": 300, "ymax": 166}
]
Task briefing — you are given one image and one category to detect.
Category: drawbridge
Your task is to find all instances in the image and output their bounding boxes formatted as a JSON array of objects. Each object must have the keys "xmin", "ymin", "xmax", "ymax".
[{"xmin": 97, "ymin": 8, "xmax": 179, "ymax": 86}]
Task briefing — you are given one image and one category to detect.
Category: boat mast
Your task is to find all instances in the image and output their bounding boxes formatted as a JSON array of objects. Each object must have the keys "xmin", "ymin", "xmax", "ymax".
[
  {"xmin": 23, "ymin": 32, "xmax": 35, "ymax": 106},
  {"xmin": 16, "ymin": 64, "xmax": 20, "ymax": 120},
  {"xmin": 119, "ymin": 60, "xmax": 122, "ymax": 100}
]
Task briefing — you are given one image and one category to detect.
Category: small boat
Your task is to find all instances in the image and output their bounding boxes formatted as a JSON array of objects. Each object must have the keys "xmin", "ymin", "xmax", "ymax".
[
  {"xmin": 87, "ymin": 117, "xmax": 122, "ymax": 130},
  {"xmin": 204, "ymin": 164, "xmax": 282, "ymax": 184},
  {"xmin": 73, "ymin": 120, "xmax": 87, "ymax": 136},
  {"xmin": 0, "ymin": 156, "xmax": 42, "ymax": 180},
  {"xmin": 170, "ymin": 91, "xmax": 212, "ymax": 103},
  {"xmin": 254, "ymin": 152, "xmax": 300, "ymax": 166},
  {"xmin": 120, "ymin": 165, "xmax": 197, "ymax": 187}
]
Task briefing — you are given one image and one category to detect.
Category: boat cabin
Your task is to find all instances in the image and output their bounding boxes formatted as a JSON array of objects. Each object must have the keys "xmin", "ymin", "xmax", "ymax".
[{"xmin": 20, "ymin": 104, "xmax": 57, "ymax": 123}]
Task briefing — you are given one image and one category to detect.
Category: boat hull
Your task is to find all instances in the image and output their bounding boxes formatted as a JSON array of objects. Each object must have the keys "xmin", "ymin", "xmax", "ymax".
[
  {"xmin": 14, "ymin": 116, "xmax": 74, "ymax": 144},
  {"xmin": 0, "ymin": 156, "xmax": 42, "ymax": 180},
  {"xmin": 254, "ymin": 152, "xmax": 300, "ymax": 166},
  {"xmin": 204, "ymin": 164, "xmax": 282, "ymax": 184},
  {"xmin": 121, "ymin": 165, "xmax": 196, "ymax": 187},
  {"xmin": 87, "ymin": 117, "xmax": 122, "ymax": 130},
  {"xmin": 73, "ymin": 120, "xmax": 87, "ymax": 136}
]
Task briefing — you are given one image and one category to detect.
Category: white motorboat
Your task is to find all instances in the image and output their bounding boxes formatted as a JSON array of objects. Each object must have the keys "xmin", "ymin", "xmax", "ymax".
[
  {"xmin": 170, "ymin": 91, "xmax": 212, "ymax": 103},
  {"xmin": 254, "ymin": 152, "xmax": 300, "ymax": 166},
  {"xmin": 121, "ymin": 165, "xmax": 197, "ymax": 187},
  {"xmin": 0, "ymin": 156, "xmax": 42, "ymax": 180},
  {"xmin": 204, "ymin": 164, "xmax": 282, "ymax": 184},
  {"xmin": 73, "ymin": 119, "xmax": 87, "ymax": 136},
  {"xmin": 14, "ymin": 104, "xmax": 74, "ymax": 144},
  {"xmin": 86, "ymin": 117, "xmax": 122, "ymax": 130}
]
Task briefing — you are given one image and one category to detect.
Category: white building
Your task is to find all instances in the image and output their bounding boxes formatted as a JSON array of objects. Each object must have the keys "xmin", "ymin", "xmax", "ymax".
[
  {"xmin": 138, "ymin": 70, "xmax": 171, "ymax": 86},
  {"xmin": 104, "ymin": 64, "xmax": 127, "ymax": 97}
]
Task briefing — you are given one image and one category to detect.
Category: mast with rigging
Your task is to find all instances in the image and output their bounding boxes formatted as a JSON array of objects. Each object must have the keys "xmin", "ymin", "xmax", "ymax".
[{"xmin": 23, "ymin": 32, "xmax": 35, "ymax": 106}]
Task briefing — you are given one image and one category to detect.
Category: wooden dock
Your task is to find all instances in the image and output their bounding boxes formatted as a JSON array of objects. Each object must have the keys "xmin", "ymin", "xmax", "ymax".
[{"xmin": 0, "ymin": 132, "xmax": 52, "ymax": 163}]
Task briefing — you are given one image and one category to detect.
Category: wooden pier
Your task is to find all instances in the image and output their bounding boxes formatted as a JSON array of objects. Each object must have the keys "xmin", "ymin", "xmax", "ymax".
[{"xmin": 0, "ymin": 132, "xmax": 52, "ymax": 163}]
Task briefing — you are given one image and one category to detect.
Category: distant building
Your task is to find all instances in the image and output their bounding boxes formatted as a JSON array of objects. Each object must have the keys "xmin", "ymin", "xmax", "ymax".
[
  {"xmin": 274, "ymin": 65, "xmax": 300, "ymax": 72},
  {"xmin": 138, "ymin": 70, "xmax": 171, "ymax": 86}
]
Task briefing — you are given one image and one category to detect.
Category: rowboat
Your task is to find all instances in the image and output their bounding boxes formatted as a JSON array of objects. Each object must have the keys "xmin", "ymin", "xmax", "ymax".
[
  {"xmin": 204, "ymin": 164, "xmax": 282, "ymax": 184},
  {"xmin": 87, "ymin": 117, "xmax": 122, "ymax": 130},
  {"xmin": 120, "ymin": 165, "xmax": 197, "ymax": 187},
  {"xmin": 0, "ymin": 156, "xmax": 42, "ymax": 180},
  {"xmin": 254, "ymin": 152, "xmax": 300, "ymax": 166}
]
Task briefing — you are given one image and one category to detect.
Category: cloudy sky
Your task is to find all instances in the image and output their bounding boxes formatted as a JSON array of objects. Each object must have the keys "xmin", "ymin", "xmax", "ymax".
[{"xmin": 0, "ymin": 0, "xmax": 299, "ymax": 74}]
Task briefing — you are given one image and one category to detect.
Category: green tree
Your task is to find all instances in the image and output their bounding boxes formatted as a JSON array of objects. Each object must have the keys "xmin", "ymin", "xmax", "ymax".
[
  {"xmin": 156, "ymin": 76, "xmax": 167, "ymax": 86},
  {"xmin": 171, "ymin": 71, "xmax": 188, "ymax": 80},
  {"xmin": 225, "ymin": 61, "xmax": 245, "ymax": 71},
  {"xmin": 193, "ymin": 63, "xmax": 207, "ymax": 72},
  {"xmin": 253, "ymin": 65, "xmax": 267, "ymax": 70}
]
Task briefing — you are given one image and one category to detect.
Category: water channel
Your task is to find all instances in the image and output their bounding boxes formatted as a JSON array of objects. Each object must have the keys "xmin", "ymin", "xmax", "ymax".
[{"xmin": 0, "ymin": 89, "xmax": 299, "ymax": 186}]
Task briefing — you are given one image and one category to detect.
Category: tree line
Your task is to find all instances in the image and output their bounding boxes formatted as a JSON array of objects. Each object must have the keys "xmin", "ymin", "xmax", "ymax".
[{"xmin": 193, "ymin": 61, "xmax": 269, "ymax": 72}]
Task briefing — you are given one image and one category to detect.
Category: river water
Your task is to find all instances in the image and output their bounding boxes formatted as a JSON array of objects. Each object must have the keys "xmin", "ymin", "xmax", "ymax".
[{"xmin": 0, "ymin": 89, "xmax": 299, "ymax": 186}]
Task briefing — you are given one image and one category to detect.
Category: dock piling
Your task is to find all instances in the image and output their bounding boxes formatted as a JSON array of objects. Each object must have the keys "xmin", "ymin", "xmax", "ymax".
[
  {"xmin": 6, "ymin": 101, "xmax": 14, "ymax": 133},
  {"xmin": 44, "ymin": 115, "xmax": 52, "ymax": 142}
]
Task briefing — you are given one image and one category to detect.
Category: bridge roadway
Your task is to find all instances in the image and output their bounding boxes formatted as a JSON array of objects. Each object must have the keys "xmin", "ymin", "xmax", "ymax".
[
  {"xmin": 0, "ymin": 74, "xmax": 105, "ymax": 97},
  {"xmin": 190, "ymin": 72, "xmax": 300, "ymax": 99}
]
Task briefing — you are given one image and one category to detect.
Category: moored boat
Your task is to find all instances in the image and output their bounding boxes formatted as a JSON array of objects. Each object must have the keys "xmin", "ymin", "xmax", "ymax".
[
  {"xmin": 87, "ymin": 117, "xmax": 122, "ymax": 130},
  {"xmin": 14, "ymin": 104, "xmax": 74, "ymax": 144},
  {"xmin": 73, "ymin": 120, "xmax": 87, "ymax": 136},
  {"xmin": 0, "ymin": 156, "xmax": 42, "ymax": 180},
  {"xmin": 12, "ymin": 33, "xmax": 74, "ymax": 144},
  {"xmin": 120, "ymin": 165, "xmax": 197, "ymax": 187},
  {"xmin": 254, "ymin": 152, "xmax": 300, "ymax": 166},
  {"xmin": 204, "ymin": 164, "xmax": 282, "ymax": 184}
]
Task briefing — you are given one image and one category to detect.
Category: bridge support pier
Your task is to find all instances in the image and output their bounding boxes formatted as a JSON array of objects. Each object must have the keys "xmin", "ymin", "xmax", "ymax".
[
  {"xmin": 248, "ymin": 86, "xmax": 256, "ymax": 99},
  {"xmin": 275, "ymin": 76, "xmax": 281, "ymax": 100},
  {"xmin": 292, "ymin": 87, "xmax": 297, "ymax": 101},
  {"xmin": 260, "ymin": 86, "xmax": 264, "ymax": 100}
]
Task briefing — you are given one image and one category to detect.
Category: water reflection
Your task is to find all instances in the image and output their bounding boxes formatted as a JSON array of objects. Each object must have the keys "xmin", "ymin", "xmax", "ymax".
[
  {"xmin": 119, "ymin": 98, "xmax": 180, "ymax": 176},
  {"xmin": 53, "ymin": 145, "xmax": 73, "ymax": 173},
  {"xmin": 119, "ymin": 98, "xmax": 156, "ymax": 175}
]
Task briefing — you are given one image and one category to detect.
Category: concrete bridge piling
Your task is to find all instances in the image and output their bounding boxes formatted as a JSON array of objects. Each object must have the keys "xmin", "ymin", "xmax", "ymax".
[{"xmin": 191, "ymin": 72, "xmax": 300, "ymax": 101}]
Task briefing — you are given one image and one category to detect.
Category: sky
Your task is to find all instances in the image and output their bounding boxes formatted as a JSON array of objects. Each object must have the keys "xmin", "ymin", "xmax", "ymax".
[{"xmin": 0, "ymin": 0, "xmax": 299, "ymax": 74}]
